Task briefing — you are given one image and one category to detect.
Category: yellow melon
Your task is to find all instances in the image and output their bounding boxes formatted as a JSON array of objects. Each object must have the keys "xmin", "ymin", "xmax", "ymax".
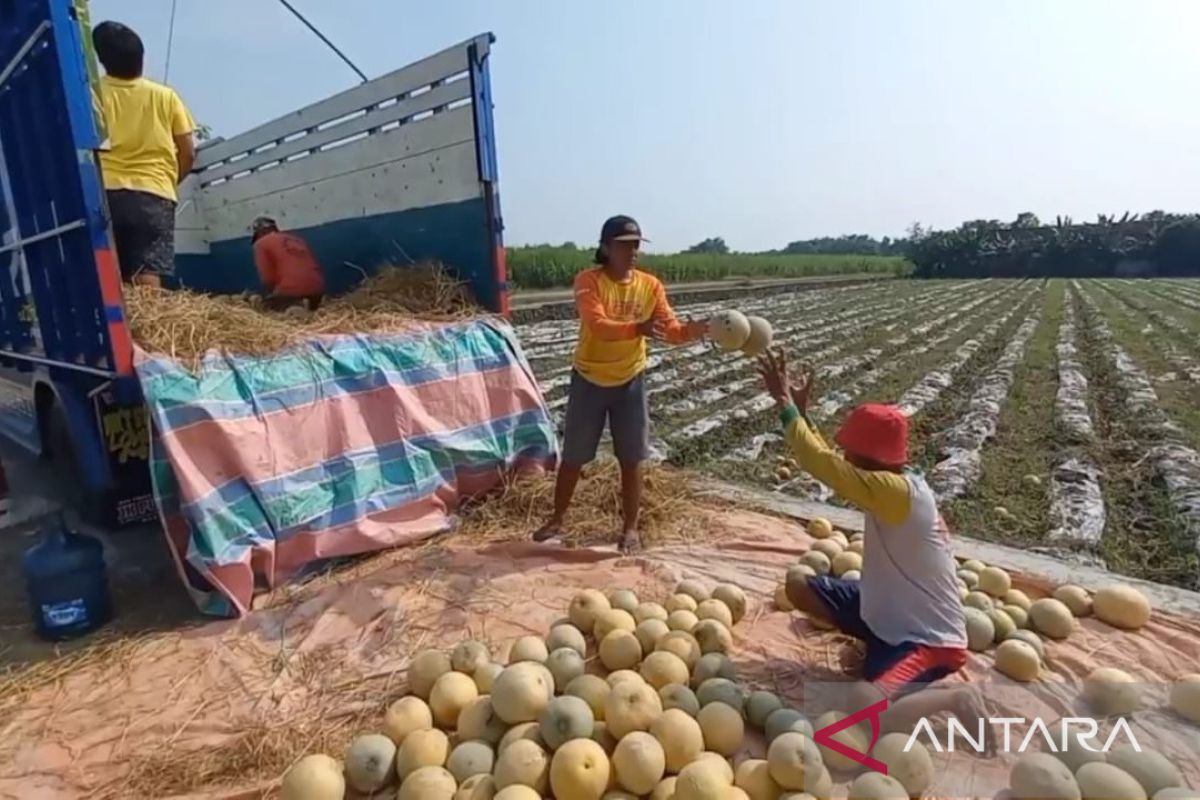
[
  {"xmin": 651, "ymin": 776, "xmax": 678, "ymax": 800},
  {"xmin": 708, "ymin": 310, "xmax": 752, "ymax": 352},
  {"xmin": 650, "ymin": 707, "xmax": 705, "ymax": 773},
  {"xmin": 813, "ymin": 711, "xmax": 869, "ymax": 773},
  {"xmin": 1169, "ymin": 673, "xmax": 1200, "ymax": 722},
  {"xmin": 546, "ymin": 623, "xmax": 588, "ymax": 656},
  {"xmin": 1075, "ymin": 763, "xmax": 1147, "ymax": 800},
  {"xmin": 677, "ymin": 580, "xmax": 711, "ymax": 603},
  {"xmin": 493, "ymin": 738, "xmax": 550, "ymax": 794},
  {"xmin": 978, "ymin": 566, "xmax": 1012, "ymax": 597},
  {"xmin": 498, "ymin": 722, "xmax": 544, "ymax": 754},
  {"xmin": 1083, "ymin": 667, "xmax": 1141, "ymax": 716},
  {"xmin": 1029, "ymin": 598, "xmax": 1076, "ymax": 639},
  {"xmin": 396, "ymin": 728, "xmax": 450, "ymax": 780},
  {"xmin": 735, "ymin": 758, "xmax": 782, "ymax": 800},
  {"xmin": 594, "ymin": 608, "xmax": 638, "ymax": 641},
  {"xmin": 612, "ymin": 731, "xmax": 666, "ymax": 794},
  {"xmin": 741, "ymin": 316, "xmax": 774, "ymax": 358},
  {"xmin": 766, "ymin": 731, "xmax": 821, "ymax": 790},
  {"xmin": 666, "ymin": 593, "xmax": 699, "ymax": 613},
  {"xmin": 847, "ymin": 772, "xmax": 908, "ymax": 800},
  {"xmin": 636, "ymin": 619, "xmax": 671, "ymax": 654},
  {"xmin": 635, "ymin": 602, "xmax": 670, "ymax": 624},
  {"xmin": 657, "ymin": 630, "xmax": 702, "ymax": 668},
  {"xmin": 609, "ymin": 589, "xmax": 640, "ymax": 614},
  {"xmin": 383, "ymin": 696, "xmax": 434, "ymax": 746},
  {"xmin": 641, "ymin": 651, "xmax": 690, "ymax": 690},
  {"xmin": 675, "ymin": 758, "xmax": 734, "ymax": 799},
  {"xmin": 1005, "ymin": 589, "xmax": 1033, "ymax": 610},
  {"xmin": 607, "ymin": 669, "xmax": 645, "ymax": 688},
  {"xmin": 409, "ymin": 650, "xmax": 452, "ymax": 700},
  {"xmin": 832, "ymin": 551, "xmax": 863, "ymax": 578},
  {"xmin": 1053, "ymin": 585, "xmax": 1093, "ymax": 617},
  {"xmin": 398, "ymin": 766, "xmax": 457, "ymax": 800},
  {"xmin": 871, "ymin": 732, "xmax": 933, "ymax": 797},
  {"xmin": 281, "ymin": 754, "xmax": 345, "ymax": 800},
  {"xmin": 492, "ymin": 662, "xmax": 554, "ymax": 725},
  {"xmin": 696, "ymin": 599, "xmax": 735, "ymax": 629},
  {"xmin": 507, "ymin": 636, "xmax": 549, "ymax": 665},
  {"xmin": 1093, "ymin": 585, "xmax": 1152, "ymax": 630},
  {"xmin": 800, "ymin": 551, "xmax": 831, "ymax": 576},
  {"xmin": 569, "ymin": 589, "xmax": 612, "ymax": 631},
  {"xmin": 452, "ymin": 640, "xmax": 492, "ymax": 675},
  {"xmin": 493, "ymin": 786, "xmax": 540, "ymax": 800},
  {"xmin": 693, "ymin": 619, "xmax": 734, "ymax": 655},
  {"xmin": 474, "ymin": 662, "xmax": 504, "ymax": 694},
  {"xmin": 1009, "ymin": 753, "xmax": 1081, "ymax": 800},
  {"xmin": 454, "ymin": 773, "xmax": 496, "ymax": 800},
  {"xmin": 549, "ymin": 738, "xmax": 611, "ymax": 800},
  {"xmin": 458, "ymin": 696, "xmax": 508, "ymax": 746},
  {"xmin": 807, "ymin": 519, "xmax": 834, "ymax": 539},
  {"xmin": 774, "ymin": 585, "xmax": 794, "ymax": 611},
  {"xmin": 566, "ymin": 674, "xmax": 612, "ymax": 721},
  {"xmin": 430, "ymin": 671, "xmax": 479, "ymax": 729},
  {"xmin": 668, "ymin": 610, "xmax": 700, "ymax": 633},
  {"xmin": 697, "ymin": 702, "xmax": 744, "ymax": 756},
  {"xmin": 994, "ymin": 639, "xmax": 1041, "ymax": 682},
  {"xmin": 599, "ymin": 629, "xmax": 644, "ymax": 672},
  {"xmin": 712, "ymin": 584, "xmax": 748, "ymax": 624},
  {"xmin": 606, "ymin": 680, "xmax": 664, "ymax": 739},
  {"xmin": 811, "ymin": 539, "xmax": 843, "ymax": 560}
]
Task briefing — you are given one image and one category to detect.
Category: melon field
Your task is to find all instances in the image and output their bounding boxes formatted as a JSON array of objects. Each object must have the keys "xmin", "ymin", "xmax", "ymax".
[{"xmin": 518, "ymin": 278, "xmax": 1200, "ymax": 589}]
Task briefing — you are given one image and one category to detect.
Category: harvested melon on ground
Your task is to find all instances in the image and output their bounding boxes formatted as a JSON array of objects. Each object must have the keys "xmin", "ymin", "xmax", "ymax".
[
  {"xmin": 567, "ymin": 674, "xmax": 612, "ymax": 720},
  {"xmin": 812, "ymin": 539, "xmax": 843, "ymax": 561},
  {"xmin": 692, "ymin": 652, "xmax": 737, "ymax": 687},
  {"xmin": 641, "ymin": 651, "xmax": 690, "ymax": 690},
  {"xmin": 677, "ymin": 579, "xmax": 711, "ymax": 603},
  {"xmin": 636, "ymin": 602, "xmax": 670, "ymax": 624},
  {"xmin": 1083, "ymin": 667, "xmax": 1140, "ymax": 716},
  {"xmin": 660, "ymin": 683, "xmax": 701, "ymax": 717},
  {"xmin": 1030, "ymin": 598, "xmax": 1076, "ymax": 639},
  {"xmin": 474, "ymin": 662, "xmax": 504, "ymax": 694},
  {"xmin": 458, "ymin": 696, "xmax": 508, "ymax": 746},
  {"xmin": 832, "ymin": 551, "xmax": 862, "ymax": 577},
  {"xmin": 693, "ymin": 619, "xmax": 734, "ymax": 654},
  {"xmin": 964, "ymin": 607, "xmax": 996, "ymax": 652},
  {"xmin": 498, "ymin": 722, "xmax": 544, "ymax": 753},
  {"xmin": 569, "ymin": 589, "xmax": 612, "ymax": 631},
  {"xmin": 807, "ymin": 518, "xmax": 834, "ymax": 539},
  {"xmin": 452, "ymin": 640, "xmax": 491, "ymax": 675},
  {"xmin": 978, "ymin": 566, "xmax": 1012, "ymax": 597},
  {"xmin": 281, "ymin": 754, "xmax": 345, "ymax": 800},
  {"xmin": 669, "ymin": 610, "xmax": 700, "ymax": 633},
  {"xmin": 1093, "ymin": 585, "xmax": 1152, "ymax": 630},
  {"xmin": 694, "ymin": 752, "xmax": 735, "ymax": 783},
  {"xmin": 995, "ymin": 639, "xmax": 1041, "ymax": 682},
  {"xmin": 607, "ymin": 669, "xmax": 645, "ymax": 688},
  {"xmin": 1170, "ymin": 673, "xmax": 1200, "ymax": 721},
  {"xmin": 666, "ymin": 593, "xmax": 699, "ymax": 613},
  {"xmin": 712, "ymin": 584, "xmax": 748, "ymax": 624},
  {"xmin": 658, "ymin": 630, "xmax": 702, "ymax": 668},
  {"xmin": 547, "ymin": 647, "xmax": 587, "ymax": 691},
  {"xmin": 430, "ymin": 671, "xmax": 480, "ymax": 728},
  {"xmin": 767, "ymin": 731, "xmax": 822, "ymax": 790},
  {"xmin": 494, "ymin": 786, "xmax": 541, "ymax": 800},
  {"xmin": 735, "ymin": 758, "xmax": 782, "ymax": 800},
  {"xmin": 989, "ymin": 608, "xmax": 1018, "ymax": 642},
  {"xmin": 1006, "ymin": 628, "xmax": 1046, "ymax": 660},
  {"xmin": 800, "ymin": 551, "xmax": 832, "ymax": 575},
  {"xmin": 958, "ymin": 569, "xmax": 980, "ymax": 589},
  {"xmin": 1053, "ymin": 585, "xmax": 1093, "ymax": 617},
  {"xmin": 775, "ymin": 585, "xmax": 795, "ymax": 611},
  {"xmin": 447, "ymin": 740, "xmax": 495, "ymax": 783},
  {"xmin": 409, "ymin": 650, "xmax": 453, "ymax": 699},
  {"xmin": 609, "ymin": 589, "xmax": 639, "ymax": 614},
  {"xmin": 1009, "ymin": 752, "xmax": 1082, "ymax": 800},
  {"xmin": 613, "ymin": 731, "xmax": 667, "ymax": 794},
  {"xmin": 814, "ymin": 711, "xmax": 870, "ymax": 773},
  {"xmin": 550, "ymin": 738, "xmax": 611, "ymax": 800},
  {"xmin": 676, "ymin": 758, "xmax": 734, "ymax": 799},
  {"xmin": 871, "ymin": 733, "xmax": 933, "ymax": 797},
  {"xmin": 1075, "ymin": 763, "xmax": 1148, "ymax": 800},
  {"xmin": 547, "ymin": 623, "xmax": 588, "ymax": 656},
  {"xmin": 397, "ymin": 728, "xmax": 451, "ymax": 780},
  {"xmin": 696, "ymin": 599, "xmax": 735, "ymax": 628},
  {"xmin": 636, "ymin": 619, "xmax": 671, "ymax": 654},
  {"xmin": 651, "ymin": 776, "xmax": 679, "ymax": 800},
  {"xmin": 1003, "ymin": 604, "xmax": 1030, "ymax": 629},
  {"xmin": 594, "ymin": 608, "xmax": 638, "ymax": 642},
  {"xmin": 848, "ymin": 772, "xmax": 909, "ymax": 800},
  {"xmin": 1055, "ymin": 729, "xmax": 1108, "ymax": 773},
  {"xmin": 746, "ymin": 690, "xmax": 784, "ymax": 729},
  {"xmin": 591, "ymin": 720, "xmax": 618, "ymax": 755},
  {"xmin": 1106, "ymin": 746, "xmax": 1184, "ymax": 797},
  {"xmin": 508, "ymin": 636, "xmax": 549, "ymax": 665},
  {"xmin": 606, "ymin": 679, "xmax": 664, "ymax": 738},
  {"xmin": 398, "ymin": 765, "xmax": 457, "ymax": 800},
  {"xmin": 697, "ymin": 678, "xmax": 745, "ymax": 714},
  {"xmin": 697, "ymin": 701, "xmax": 744, "ymax": 756},
  {"xmin": 492, "ymin": 663, "xmax": 554, "ymax": 725},
  {"xmin": 650, "ymin": 707, "xmax": 705, "ymax": 772},
  {"xmin": 1006, "ymin": 589, "xmax": 1033, "ymax": 610},
  {"xmin": 961, "ymin": 558, "xmax": 986, "ymax": 573},
  {"xmin": 540, "ymin": 695, "xmax": 596, "ymax": 751},
  {"xmin": 765, "ymin": 708, "xmax": 814, "ymax": 743},
  {"xmin": 454, "ymin": 773, "xmax": 496, "ymax": 800},
  {"xmin": 599, "ymin": 629, "xmax": 644, "ymax": 671},
  {"xmin": 384, "ymin": 696, "xmax": 434, "ymax": 745},
  {"xmin": 494, "ymin": 738, "xmax": 550, "ymax": 793}
]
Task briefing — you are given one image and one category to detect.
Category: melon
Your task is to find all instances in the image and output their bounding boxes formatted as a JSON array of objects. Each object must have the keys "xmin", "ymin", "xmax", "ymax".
[
  {"xmin": 539, "ymin": 695, "xmax": 595, "ymax": 751},
  {"xmin": 708, "ymin": 310, "xmax": 752, "ymax": 352},
  {"xmin": 458, "ymin": 696, "xmax": 508, "ymax": 746},
  {"xmin": 800, "ymin": 551, "xmax": 832, "ymax": 575},
  {"xmin": 493, "ymin": 738, "xmax": 550, "ymax": 793},
  {"xmin": 697, "ymin": 701, "xmax": 744, "ymax": 756},
  {"xmin": 848, "ymin": 772, "xmax": 908, "ymax": 800},
  {"xmin": 694, "ymin": 752, "xmax": 736, "ymax": 784},
  {"xmin": 650, "ymin": 707, "xmax": 705, "ymax": 773},
  {"xmin": 658, "ymin": 630, "xmax": 703, "ymax": 668},
  {"xmin": 1030, "ymin": 598, "xmax": 1076, "ymax": 639},
  {"xmin": 964, "ymin": 607, "xmax": 996, "ymax": 651},
  {"xmin": 607, "ymin": 669, "xmax": 645, "ymax": 688},
  {"xmin": 396, "ymin": 728, "xmax": 450, "ymax": 780},
  {"xmin": 693, "ymin": 619, "xmax": 734, "ymax": 654},
  {"xmin": 494, "ymin": 787, "xmax": 540, "ymax": 800},
  {"xmin": 847, "ymin": 539, "xmax": 865, "ymax": 555},
  {"xmin": 1075, "ymin": 763, "xmax": 1148, "ymax": 800},
  {"xmin": 814, "ymin": 711, "xmax": 869, "ymax": 773},
  {"xmin": 454, "ymin": 774, "xmax": 496, "ymax": 800},
  {"xmin": 1003, "ymin": 604, "xmax": 1031, "ymax": 629},
  {"xmin": 841, "ymin": 570, "xmax": 863, "ymax": 582},
  {"xmin": 1106, "ymin": 746, "xmax": 1183, "ymax": 797},
  {"xmin": 807, "ymin": 518, "xmax": 834, "ymax": 539},
  {"xmin": 965, "ymin": 591, "xmax": 994, "ymax": 611},
  {"xmin": 660, "ymin": 683, "xmax": 701, "ymax": 717},
  {"xmin": 609, "ymin": 589, "xmax": 640, "ymax": 614},
  {"xmin": 635, "ymin": 602, "xmax": 670, "ymax": 624},
  {"xmin": 741, "ymin": 316, "xmax": 774, "ymax": 358},
  {"xmin": 696, "ymin": 599, "xmax": 735, "ymax": 629},
  {"xmin": 747, "ymin": 690, "xmax": 784, "ymax": 730},
  {"xmin": 384, "ymin": 696, "xmax": 434, "ymax": 745},
  {"xmin": 774, "ymin": 585, "xmax": 795, "ymax": 611},
  {"xmin": 811, "ymin": 539, "xmax": 843, "ymax": 560},
  {"xmin": 1054, "ymin": 729, "xmax": 1108, "ymax": 773},
  {"xmin": 808, "ymin": 765, "xmax": 834, "ymax": 800},
  {"xmin": 735, "ymin": 758, "xmax": 782, "ymax": 800},
  {"xmin": 281, "ymin": 754, "xmax": 345, "ymax": 800},
  {"xmin": 1153, "ymin": 791, "xmax": 1200, "ymax": 800},
  {"xmin": 871, "ymin": 732, "xmax": 933, "ymax": 797},
  {"xmin": 958, "ymin": 569, "xmax": 980, "ymax": 589},
  {"xmin": 989, "ymin": 608, "xmax": 1018, "ymax": 642},
  {"xmin": 994, "ymin": 639, "xmax": 1041, "ymax": 682},
  {"xmin": 677, "ymin": 580, "xmax": 711, "ymax": 603},
  {"xmin": 612, "ymin": 731, "xmax": 666, "ymax": 794},
  {"xmin": 1009, "ymin": 753, "xmax": 1082, "ymax": 800},
  {"xmin": 832, "ymin": 551, "xmax": 863, "ymax": 577},
  {"xmin": 599, "ymin": 629, "xmax": 643, "ymax": 671},
  {"xmin": 1083, "ymin": 667, "xmax": 1140, "ymax": 716},
  {"xmin": 398, "ymin": 766, "xmax": 457, "ymax": 800},
  {"xmin": 1169, "ymin": 673, "xmax": 1200, "ymax": 721},
  {"xmin": 978, "ymin": 566, "xmax": 1012, "ymax": 597},
  {"xmin": 636, "ymin": 619, "xmax": 671, "ymax": 654},
  {"xmin": 712, "ymin": 584, "xmax": 748, "ymax": 624},
  {"xmin": 675, "ymin": 758, "xmax": 734, "ymax": 799},
  {"xmin": 666, "ymin": 593, "xmax": 700, "ymax": 613},
  {"xmin": 641, "ymin": 651, "xmax": 690, "ymax": 690},
  {"xmin": 767, "ymin": 731, "xmax": 822, "ymax": 790},
  {"xmin": 452, "ymin": 640, "xmax": 492, "ymax": 675},
  {"xmin": 1005, "ymin": 628, "xmax": 1046, "ymax": 660},
  {"xmin": 1006, "ymin": 589, "xmax": 1033, "ymax": 610},
  {"xmin": 765, "ymin": 708, "xmax": 813, "ymax": 743},
  {"xmin": 569, "ymin": 589, "xmax": 612, "ymax": 631},
  {"xmin": 474, "ymin": 662, "xmax": 504, "ymax": 694},
  {"xmin": 546, "ymin": 647, "xmax": 587, "ymax": 692},
  {"xmin": 567, "ymin": 674, "xmax": 612, "ymax": 721},
  {"xmin": 431, "ymin": 671, "xmax": 480, "ymax": 728},
  {"xmin": 668, "ymin": 610, "xmax": 700, "ymax": 633},
  {"xmin": 1053, "ymin": 585, "xmax": 1093, "ymax": 617},
  {"xmin": 508, "ymin": 636, "xmax": 549, "ymax": 665},
  {"xmin": 1093, "ymin": 585, "xmax": 1152, "ymax": 630},
  {"xmin": 498, "ymin": 722, "xmax": 544, "ymax": 753},
  {"xmin": 606, "ymin": 679, "xmax": 664, "ymax": 738},
  {"xmin": 697, "ymin": 678, "xmax": 745, "ymax": 714},
  {"xmin": 962, "ymin": 559, "xmax": 986, "ymax": 573},
  {"xmin": 447, "ymin": 740, "xmax": 495, "ymax": 783},
  {"xmin": 547, "ymin": 623, "xmax": 588, "ymax": 656},
  {"xmin": 492, "ymin": 663, "xmax": 554, "ymax": 724},
  {"xmin": 692, "ymin": 652, "xmax": 737, "ymax": 687},
  {"xmin": 409, "ymin": 650, "xmax": 453, "ymax": 699},
  {"xmin": 651, "ymin": 776, "xmax": 679, "ymax": 800},
  {"xmin": 550, "ymin": 738, "xmax": 611, "ymax": 800},
  {"xmin": 591, "ymin": 720, "xmax": 618, "ymax": 756}
]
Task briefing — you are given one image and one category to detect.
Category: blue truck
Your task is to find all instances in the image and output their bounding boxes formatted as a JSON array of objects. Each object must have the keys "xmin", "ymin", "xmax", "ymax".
[{"xmin": 0, "ymin": 0, "xmax": 507, "ymax": 526}]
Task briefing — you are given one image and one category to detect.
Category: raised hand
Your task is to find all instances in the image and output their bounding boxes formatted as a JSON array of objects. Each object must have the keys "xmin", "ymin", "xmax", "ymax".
[
  {"xmin": 790, "ymin": 363, "xmax": 815, "ymax": 415},
  {"xmin": 756, "ymin": 349, "xmax": 790, "ymax": 406}
]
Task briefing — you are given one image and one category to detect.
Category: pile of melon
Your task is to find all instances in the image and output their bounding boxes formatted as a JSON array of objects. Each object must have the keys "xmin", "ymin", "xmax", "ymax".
[
  {"xmin": 772, "ymin": 518, "xmax": 864, "ymax": 613},
  {"xmin": 1008, "ymin": 741, "xmax": 1198, "ymax": 800}
]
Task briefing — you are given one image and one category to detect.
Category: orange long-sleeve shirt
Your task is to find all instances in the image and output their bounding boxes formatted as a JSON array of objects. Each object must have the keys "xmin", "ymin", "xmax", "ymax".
[
  {"xmin": 253, "ymin": 231, "xmax": 325, "ymax": 297},
  {"xmin": 572, "ymin": 267, "xmax": 693, "ymax": 386}
]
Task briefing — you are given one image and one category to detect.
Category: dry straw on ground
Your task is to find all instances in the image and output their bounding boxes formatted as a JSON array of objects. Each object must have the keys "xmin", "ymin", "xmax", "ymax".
[{"xmin": 125, "ymin": 263, "xmax": 479, "ymax": 368}]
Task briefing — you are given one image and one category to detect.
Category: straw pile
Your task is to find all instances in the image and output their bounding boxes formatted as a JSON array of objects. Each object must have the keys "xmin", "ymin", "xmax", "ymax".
[{"xmin": 125, "ymin": 263, "xmax": 478, "ymax": 368}]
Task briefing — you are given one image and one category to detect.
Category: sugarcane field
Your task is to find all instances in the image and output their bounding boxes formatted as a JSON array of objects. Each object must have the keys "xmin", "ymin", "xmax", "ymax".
[{"xmin": 3, "ymin": 2, "xmax": 1200, "ymax": 800}]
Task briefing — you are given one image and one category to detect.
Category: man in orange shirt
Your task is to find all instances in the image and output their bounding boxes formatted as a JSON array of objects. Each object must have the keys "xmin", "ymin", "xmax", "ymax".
[
  {"xmin": 534, "ymin": 215, "xmax": 707, "ymax": 551},
  {"xmin": 251, "ymin": 217, "xmax": 326, "ymax": 311}
]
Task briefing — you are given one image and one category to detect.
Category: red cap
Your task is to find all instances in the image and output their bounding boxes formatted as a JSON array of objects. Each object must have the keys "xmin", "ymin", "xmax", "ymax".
[{"xmin": 835, "ymin": 403, "xmax": 908, "ymax": 468}]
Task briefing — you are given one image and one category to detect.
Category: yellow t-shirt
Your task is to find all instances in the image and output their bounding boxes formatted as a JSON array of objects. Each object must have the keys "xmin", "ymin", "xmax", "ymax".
[{"xmin": 97, "ymin": 76, "xmax": 195, "ymax": 202}]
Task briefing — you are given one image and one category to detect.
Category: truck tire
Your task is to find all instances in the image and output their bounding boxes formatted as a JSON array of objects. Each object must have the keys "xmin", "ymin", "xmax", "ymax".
[{"xmin": 45, "ymin": 402, "xmax": 109, "ymax": 526}]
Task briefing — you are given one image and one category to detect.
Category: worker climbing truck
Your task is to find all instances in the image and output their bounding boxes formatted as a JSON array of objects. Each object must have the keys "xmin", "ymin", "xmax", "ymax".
[{"xmin": 0, "ymin": 0, "xmax": 512, "ymax": 530}]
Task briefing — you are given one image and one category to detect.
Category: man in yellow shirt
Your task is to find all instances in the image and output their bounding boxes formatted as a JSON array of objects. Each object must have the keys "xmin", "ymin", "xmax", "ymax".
[
  {"xmin": 93, "ymin": 21, "xmax": 196, "ymax": 287},
  {"xmin": 533, "ymin": 215, "xmax": 706, "ymax": 551}
]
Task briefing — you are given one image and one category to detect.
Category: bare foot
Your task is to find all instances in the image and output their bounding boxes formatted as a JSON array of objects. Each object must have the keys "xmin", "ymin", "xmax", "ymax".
[
  {"xmin": 532, "ymin": 518, "xmax": 564, "ymax": 542},
  {"xmin": 618, "ymin": 529, "xmax": 642, "ymax": 553}
]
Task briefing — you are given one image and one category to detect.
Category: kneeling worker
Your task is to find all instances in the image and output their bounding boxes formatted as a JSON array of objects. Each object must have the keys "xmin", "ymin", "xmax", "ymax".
[{"xmin": 251, "ymin": 217, "xmax": 326, "ymax": 311}]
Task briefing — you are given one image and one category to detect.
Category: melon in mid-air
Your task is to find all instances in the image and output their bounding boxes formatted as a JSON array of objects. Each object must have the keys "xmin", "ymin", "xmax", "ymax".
[
  {"xmin": 708, "ymin": 310, "xmax": 753, "ymax": 351},
  {"xmin": 740, "ymin": 316, "xmax": 774, "ymax": 357}
]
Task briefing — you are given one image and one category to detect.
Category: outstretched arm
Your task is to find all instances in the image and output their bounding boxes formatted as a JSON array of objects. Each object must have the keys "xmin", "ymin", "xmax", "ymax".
[
  {"xmin": 650, "ymin": 280, "xmax": 706, "ymax": 344},
  {"xmin": 575, "ymin": 272, "xmax": 638, "ymax": 341}
]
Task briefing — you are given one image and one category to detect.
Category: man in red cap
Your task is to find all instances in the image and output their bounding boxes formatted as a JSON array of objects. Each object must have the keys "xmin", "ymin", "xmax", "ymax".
[{"xmin": 758, "ymin": 350, "xmax": 992, "ymax": 749}]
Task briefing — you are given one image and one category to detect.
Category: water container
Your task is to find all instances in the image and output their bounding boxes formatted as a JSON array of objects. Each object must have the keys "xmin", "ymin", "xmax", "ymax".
[{"xmin": 22, "ymin": 514, "xmax": 113, "ymax": 641}]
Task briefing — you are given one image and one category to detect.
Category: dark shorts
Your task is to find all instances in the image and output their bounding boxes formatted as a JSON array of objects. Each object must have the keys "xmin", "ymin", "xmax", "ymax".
[
  {"xmin": 807, "ymin": 575, "xmax": 968, "ymax": 697},
  {"xmin": 561, "ymin": 370, "xmax": 649, "ymax": 466},
  {"xmin": 263, "ymin": 294, "xmax": 324, "ymax": 312},
  {"xmin": 107, "ymin": 189, "xmax": 176, "ymax": 280}
]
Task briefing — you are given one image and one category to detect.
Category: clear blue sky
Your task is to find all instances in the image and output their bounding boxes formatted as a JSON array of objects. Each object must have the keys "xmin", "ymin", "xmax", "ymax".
[{"xmin": 91, "ymin": 0, "xmax": 1200, "ymax": 253}]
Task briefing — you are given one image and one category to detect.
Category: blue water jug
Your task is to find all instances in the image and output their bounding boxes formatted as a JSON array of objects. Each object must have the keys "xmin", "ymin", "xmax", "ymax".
[{"xmin": 22, "ymin": 514, "xmax": 113, "ymax": 641}]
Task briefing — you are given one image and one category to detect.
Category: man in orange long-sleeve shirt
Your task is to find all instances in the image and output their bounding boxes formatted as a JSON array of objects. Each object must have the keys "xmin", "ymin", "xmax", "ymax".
[
  {"xmin": 534, "ymin": 215, "xmax": 707, "ymax": 551},
  {"xmin": 251, "ymin": 216, "xmax": 326, "ymax": 312}
]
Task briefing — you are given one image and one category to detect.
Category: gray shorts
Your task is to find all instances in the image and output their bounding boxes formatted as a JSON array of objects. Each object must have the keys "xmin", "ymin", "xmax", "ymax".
[{"xmin": 561, "ymin": 370, "xmax": 649, "ymax": 466}]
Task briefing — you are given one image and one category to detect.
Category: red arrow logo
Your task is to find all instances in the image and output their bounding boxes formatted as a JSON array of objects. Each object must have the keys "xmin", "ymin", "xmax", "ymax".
[{"xmin": 813, "ymin": 699, "xmax": 889, "ymax": 774}]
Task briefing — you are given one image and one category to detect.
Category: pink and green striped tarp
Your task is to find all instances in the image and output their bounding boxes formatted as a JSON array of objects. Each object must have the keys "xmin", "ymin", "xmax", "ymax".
[{"xmin": 136, "ymin": 318, "xmax": 558, "ymax": 616}]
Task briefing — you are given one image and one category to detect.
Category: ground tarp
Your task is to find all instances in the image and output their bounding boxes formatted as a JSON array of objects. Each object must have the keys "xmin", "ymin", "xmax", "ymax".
[
  {"xmin": 1, "ymin": 508, "xmax": 1198, "ymax": 799},
  {"xmin": 135, "ymin": 319, "xmax": 558, "ymax": 616}
]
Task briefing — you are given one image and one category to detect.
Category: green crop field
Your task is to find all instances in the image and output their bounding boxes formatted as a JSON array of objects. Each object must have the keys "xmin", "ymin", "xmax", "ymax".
[{"xmin": 506, "ymin": 246, "xmax": 908, "ymax": 288}]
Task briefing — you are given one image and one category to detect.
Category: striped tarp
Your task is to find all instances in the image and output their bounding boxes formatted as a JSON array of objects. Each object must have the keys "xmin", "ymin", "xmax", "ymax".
[{"xmin": 136, "ymin": 319, "xmax": 558, "ymax": 616}]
